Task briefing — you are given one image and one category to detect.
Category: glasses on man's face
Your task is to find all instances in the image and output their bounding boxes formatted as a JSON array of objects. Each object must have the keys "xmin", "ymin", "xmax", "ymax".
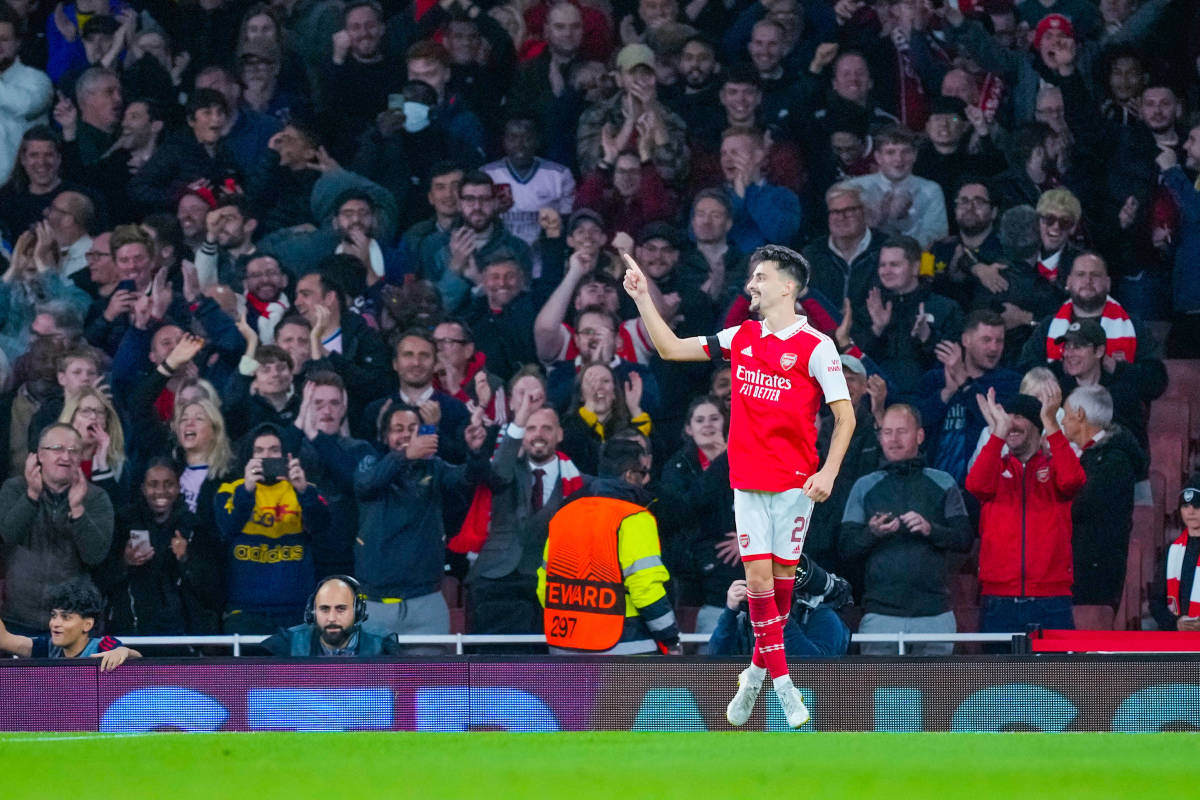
[
  {"xmin": 433, "ymin": 337, "xmax": 469, "ymax": 347},
  {"xmin": 1040, "ymin": 214, "xmax": 1075, "ymax": 230},
  {"xmin": 955, "ymin": 197, "xmax": 992, "ymax": 209},
  {"xmin": 40, "ymin": 443, "xmax": 82, "ymax": 457},
  {"xmin": 828, "ymin": 205, "xmax": 864, "ymax": 218}
]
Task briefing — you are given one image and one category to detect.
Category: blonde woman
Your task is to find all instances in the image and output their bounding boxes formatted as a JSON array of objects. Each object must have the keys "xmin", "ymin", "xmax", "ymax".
[
  {"xmin": 172, "ymin": 399, "xmax": 234, "ymax": 531},
  {"xmin": 59, "ymin": 386, "xmax": 125, "ymax": 496}
]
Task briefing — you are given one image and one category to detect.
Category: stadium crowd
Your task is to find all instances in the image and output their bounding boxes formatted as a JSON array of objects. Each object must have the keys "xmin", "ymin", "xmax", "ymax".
[{"xmin": 0, "ymin": 0, "xmax": 1199, "ymax": 658}]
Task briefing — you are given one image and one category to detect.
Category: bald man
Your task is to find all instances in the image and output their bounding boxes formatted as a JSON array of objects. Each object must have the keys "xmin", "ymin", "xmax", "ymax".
[{"xmin": 262, "ymin": 576, "xmax": 402, "ymax": 656}]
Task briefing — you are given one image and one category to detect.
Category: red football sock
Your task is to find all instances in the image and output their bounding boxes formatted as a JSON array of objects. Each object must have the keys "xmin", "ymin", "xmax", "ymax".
[
  {"xmin": 773, "ymin": 576, "xmax": 794, "ymax": 626},
  {"xmin": 747, "ymin": 588, "xmax": 788, "ymax": 680}
]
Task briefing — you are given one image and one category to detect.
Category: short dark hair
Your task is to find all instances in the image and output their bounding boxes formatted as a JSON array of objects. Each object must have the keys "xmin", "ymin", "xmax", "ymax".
[
  {"xmin": 437, "ymin": 317, "xmax": 474, "ymax": 343},
  {"xmin": 406, "ymin": 39, "xmax": 450, "ymax": 66},
  {"xmin": 748, "ymin": 244, "xmax": 810, "ymax": 293},
  {"xmin": 429, "ymin": 161, "xmax": 464, "ymax": 182},
  {"xmin": 879, "ymin": 235, "xmax": 922, "ymax": 265},
  {"xmin": 576, "ymin": 304, "xmax": 619, "ymax": 333},
  {"xmin": 1009, "ymin": 121, "xmax": 1055, "ymax": 165},
  {"xmin": 874, "ymin": 124, "xmax": 918, "ymax": 149},
  {"xmin": 306, "ymin": 370, "xmax": 345, "ymax": 391},
  {"xmin": 47, "ymin": 578, "xmax": 104, "ymax": 622},
  {"xmin": 460, "ymin": 170, "xmax": 494, "ymax": 193},
  {"xmin": 598, "ymin": 438, "xmax": 646, "ymax": 479},
  {"xmin": 0, "ymin": 6, "xmax": 22, "ymax": 34},
  {"xmin": 334, "ymin": 188, "xmax": 375, "ymax": 212},
  {"xmin": 963, "ymin": 309, "xmax": 1005, "ymax": 333},
  {"xmin": 393, "ymin": 327, "xmax": 436, "ymax": 356},
  {"xmin": 255, "ymin": 344, "xmax": 293, "ymax": 371},
  {"xmin": 721, "ymin": 63, "xmax": 761, "ymax": 91},
  {"xmin": 953, "ymin": 176, "xmax": 993, "ymax": 202},
  {"xmin": 299, "ymin": 268, "xmax": 347, "ymax": 309},
  {"xmin": 186, "ymin": 88, "xmax": 228, "ymax": 119},
  {"xmin": 344, "ymin": 0, "xmax": 383, "ymax": 22}
]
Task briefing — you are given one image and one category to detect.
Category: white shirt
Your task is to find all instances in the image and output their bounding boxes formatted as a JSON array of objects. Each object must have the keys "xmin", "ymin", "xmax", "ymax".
[
  {"xmin": 60, "ymin": 235, "xmax": 92, "ymax": 278},
  {"xmin": 845, "ymin": 172, "xmax": 948, "ymax": 249},
  {"xmin": 180, "ymin": 464, "xmax": 209, "ymax": 513}
]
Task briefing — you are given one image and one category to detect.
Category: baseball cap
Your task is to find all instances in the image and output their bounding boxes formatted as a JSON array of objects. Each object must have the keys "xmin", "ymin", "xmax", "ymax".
[
  {"xmin": 1007, "ymin": 394, "xmax": 1044, "ymax": 431},
  {"xmin": 636, "ymin": 222, "xmax": 682, "ymax": 249},
  {"xmin": 567, "ymin": 207, "xmax": 604, "ymax": 234},
  {"xmin": 840, "ymin": 354, "xmax": 866, "ymax": 376},
  {"xmin": 1054, "ymin": 319, "xmax": 1106, "ymax": 348},
  {"xmin": 616, "ymin": 44, "xmax": 656, "ymax": 72},
  {"xmin": 1181, "ymin": 474, "xmax": 1200, "ymax": 507},
  {"xmin": 1032, "ymin": 14, "xmax": 1074, "ymax": 50}
]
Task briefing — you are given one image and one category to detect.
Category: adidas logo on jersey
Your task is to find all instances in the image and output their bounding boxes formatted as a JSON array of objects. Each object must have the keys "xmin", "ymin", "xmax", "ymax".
[{"xmin": 741, "ymin": 346, "xmax": 753, "ymax": 356}]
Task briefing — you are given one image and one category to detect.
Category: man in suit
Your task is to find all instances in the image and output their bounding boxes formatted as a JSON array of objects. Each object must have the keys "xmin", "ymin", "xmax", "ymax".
[{"xmin": 466, "ymin": 388, "xmax": 583, "ymax": 637}]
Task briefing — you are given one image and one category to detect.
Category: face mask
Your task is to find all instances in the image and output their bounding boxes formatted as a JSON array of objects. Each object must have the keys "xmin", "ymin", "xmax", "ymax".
[{"xmin": 403, "ymin": 102, "xmax": 430, "ymax": 133}]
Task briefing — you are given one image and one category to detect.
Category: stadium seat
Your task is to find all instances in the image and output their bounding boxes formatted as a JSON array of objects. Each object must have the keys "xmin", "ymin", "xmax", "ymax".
[
  {"xmin": 1148, "ymin": 398, "xmax": 1189, "ymax": 464},
  {"xmin": 1164, "ymin": 359, "xmax": 1200, "ymax": 446},
  {"xmin": 1149, "ymin": 434, "xmax": 1184, "ymax": 504}
]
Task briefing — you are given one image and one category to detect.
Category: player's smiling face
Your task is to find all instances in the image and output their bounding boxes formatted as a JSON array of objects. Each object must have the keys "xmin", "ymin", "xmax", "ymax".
[{"xmin": 746, "ymin": 261, "xmax": 794, "ymax": 313}]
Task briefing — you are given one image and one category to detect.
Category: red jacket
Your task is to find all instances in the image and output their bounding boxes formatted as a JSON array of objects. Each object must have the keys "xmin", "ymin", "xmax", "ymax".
[{"xmin": 965, "ymin": 430, "xmax": 1086, "ymax": 597}]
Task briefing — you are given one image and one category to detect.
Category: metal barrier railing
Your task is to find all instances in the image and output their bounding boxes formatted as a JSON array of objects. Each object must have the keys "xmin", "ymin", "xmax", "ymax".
[{"xmin": 119, "ymin": 632, "xmax": 1023, "ymax": 657}]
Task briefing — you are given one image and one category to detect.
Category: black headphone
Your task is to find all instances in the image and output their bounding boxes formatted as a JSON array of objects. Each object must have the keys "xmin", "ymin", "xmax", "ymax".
[{"xmin": 304, "ymin": 575, "xmax": 368, "ymax": 626}]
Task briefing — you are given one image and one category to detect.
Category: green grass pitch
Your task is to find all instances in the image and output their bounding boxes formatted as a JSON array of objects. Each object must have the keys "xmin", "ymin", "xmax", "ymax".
[{"xmin": 2, "ymin": 731, "xmax": 1197, "ymax": 798}]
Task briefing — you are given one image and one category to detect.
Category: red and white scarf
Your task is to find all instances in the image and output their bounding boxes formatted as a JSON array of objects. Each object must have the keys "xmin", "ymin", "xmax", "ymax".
[
  {"xmin": 447, "ymin": 452, "xmax": 583, "ymax": 554},
  {"xmin": 1044, "ymin": 297, "xmax": 1137, "ymax": 362},
  {"xmin": 1166, "ymin": 530, "xmax": 1200, "ymax": 617}
]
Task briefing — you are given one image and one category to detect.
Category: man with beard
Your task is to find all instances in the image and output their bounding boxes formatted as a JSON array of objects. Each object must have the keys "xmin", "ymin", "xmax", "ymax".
[
  {"xmin": 929, "ymin": 180, "xmax": 1006, "ymax": 304},
  {"xmin": 0, "ymin": 7, "xmax": 51, "ymax": 186},
  {"xmin": 916, "ymin": 310, "xmax": 1020, "ymax": 485},
  {"xmin": 328, "ymin": 190, "xmax": 410, "ymax": 292},
  {"xmin": 467, "ymin": 390, "xmax": 584, "ymax": 638},
  {"xmin": 1020, "ymin": 252, "xmax": 1167, "ymax": 403},
  {"xmin": 263, "ymin": 575, "xmax": 402, "ymax": 656},
  {"xmin": 432, "ymin": 172, "xmax": 532, "ymax": 313},
  {"xmin": 664, "ymin": 35, "xmax": 721, "ymax": 136},
  {"xmin": 194, "ymin": 196, "xmax": 259, "ymax": 291}
]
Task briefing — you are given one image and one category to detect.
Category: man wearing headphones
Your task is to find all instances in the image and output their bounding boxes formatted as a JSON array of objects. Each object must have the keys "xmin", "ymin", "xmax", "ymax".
[{"xmin": 262, "ymin": 576, "xmax": 402, "ymax": 657}]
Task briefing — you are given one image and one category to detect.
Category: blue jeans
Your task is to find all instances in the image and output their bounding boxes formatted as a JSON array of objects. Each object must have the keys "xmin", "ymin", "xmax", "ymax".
[
  {"xmin": 786, "ymin": 606, "xmax": 851, "ymax": 657},
  {"xmin": 980, "ymin": 595, "xmax": 1075, "ymax": 633}
]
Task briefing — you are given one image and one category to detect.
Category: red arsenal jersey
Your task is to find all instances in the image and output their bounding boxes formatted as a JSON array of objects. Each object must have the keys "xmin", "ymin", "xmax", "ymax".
[{"xmin": 700, "ymin": 317, "xmax": 850, "ymax": 492}]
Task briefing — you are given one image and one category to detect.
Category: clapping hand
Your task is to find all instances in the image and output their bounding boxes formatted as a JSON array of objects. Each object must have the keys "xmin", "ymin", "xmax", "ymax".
[
  {"xmin": 865, "ymin": 287, "xmax": 893, "ymax": 334},
  {"xmin": 975, "ymin": 386, "xmax": 1013, "ymax": 439}
]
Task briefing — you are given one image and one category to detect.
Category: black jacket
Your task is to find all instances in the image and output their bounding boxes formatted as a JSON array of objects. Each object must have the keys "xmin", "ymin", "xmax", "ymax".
[
  {"xmin": 309, "ymin": 309, "xmax": 394, "ymax": 432},
  {"xmin": 802, "ymin": 229, "xmax": 884, "ymax": 310},
  {"xmin": 655, "ymin": 444, "xmax": 737, "ymax": 608},
  {"xmin": 262, "ymin": 623, "xmax": 402, "ymax": 656},
  {"xmin": 1072, "ymin": 425, "xmax": 1146, "ymax": 606},
  {"xmin": 463, "ymin": 293, "xmax": 539, "ymax": 383},
  {"xmin": 128, "ymin": 130, "xmax": 241, "ymax": 212},
  {"xmin": 95, "ymin": 499, "xmax": 223, "ymax": 635},
  {"xmin": 851, "ymin": 285, "xmax": 964, "ymax": 400},
  {"xmin": 1150, "ymin": 533, "xmax": 1200, "ymax": 631},
  {"xmin": 353, "ymin": 445, "xmax": 490, "ymax": 600},
  {"xmin": 840, "ymin": 458, "xmax": 974, "ymax": 617}
]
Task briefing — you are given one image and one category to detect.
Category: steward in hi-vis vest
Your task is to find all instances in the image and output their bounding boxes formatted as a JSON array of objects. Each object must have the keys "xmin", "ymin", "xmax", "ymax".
[{"xmin": 538, "ymin": 440, "xmax": 680, "ymax": 654}]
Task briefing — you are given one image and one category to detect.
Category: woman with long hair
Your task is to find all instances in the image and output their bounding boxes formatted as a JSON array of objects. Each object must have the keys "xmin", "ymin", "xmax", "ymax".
[
  {"xmin": 559, "ymin": 362, "xmax": 650, "ymax": 474},
  {"xmin": 172, "ymin": 397, "xmax": 234, "ymax": 538},
  {"xmin": 59, "ymin": 385, "xmax": 125, "ymax": 499}
]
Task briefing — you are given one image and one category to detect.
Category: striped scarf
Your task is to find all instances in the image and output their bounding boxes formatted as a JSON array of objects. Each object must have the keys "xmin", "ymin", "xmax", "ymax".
[
  {"xmin": 447, "ymin": 452, "xmax": 583, "ymax": 554},
  {"xmin": 1166, "ymin": 530, "xmax": 1200, "ymax": 617},
  {"xmin": 1044, "ymin": 297, "xmax": 1137, "ymax": 362}
]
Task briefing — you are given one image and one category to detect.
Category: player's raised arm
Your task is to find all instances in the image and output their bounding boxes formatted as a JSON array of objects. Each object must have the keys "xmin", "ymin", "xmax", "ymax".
[{"xmin": 621, "ymin": 252, "xmax": 708, "ymax": 362}]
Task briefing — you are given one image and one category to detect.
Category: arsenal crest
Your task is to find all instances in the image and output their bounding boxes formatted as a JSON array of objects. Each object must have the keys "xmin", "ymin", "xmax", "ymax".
[
  {"xmin": 779, "ymin": 352, "xmax": 797, "ymax": 370},
  {"xmin": 739, "ymin": 533, "xmax": 750, "ymax": 548}
]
